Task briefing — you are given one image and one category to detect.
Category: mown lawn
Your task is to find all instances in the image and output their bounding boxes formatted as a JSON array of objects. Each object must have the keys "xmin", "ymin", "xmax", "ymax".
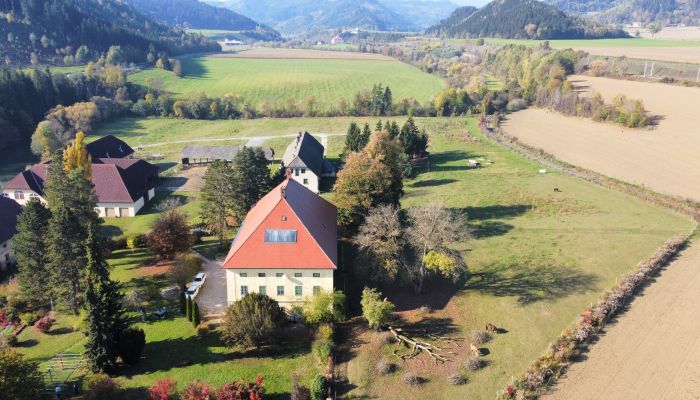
[
  {"xmin": 342, "ymin": 117, "xmax": 695, "ymax": 399},
  {"xmin": 128, "ymin": 54, "xmax": 445, "ymax": 110}
]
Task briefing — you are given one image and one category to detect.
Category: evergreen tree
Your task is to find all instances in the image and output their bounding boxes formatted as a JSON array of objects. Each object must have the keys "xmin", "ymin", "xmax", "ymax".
[
  {"xmin": 200, "ymin": 160, "xmax": 235, "ymax": 248},
  {"xmin": 230, "ymin": 147, "xmax": 273, "ymax": 221},
  {"xmin": 44, "ymin": 152, "xmax": 99, "ymax": 313},
  {"xmin": 375, "ymin": 120, "xmax": 383, "ymax": 132},
  {"xmin": 84, "ymin": 222, "xmax": 126, "ymax": 373},
  {"xmin": 383, "ymin": 87, "xmax": 393, "ymax": 114},
  {"xmin": 360, "ymin": 123, "xmax": 372, "ymax": 149},
  {"xmin": 387, "ymin": 121, "xmax": 400, "ymax": 138},
  {"xmin": 192, "ymin": 302, "xmax": 201, "ymax": 327},
  {"xmin": 179, "ymin": 291, "xmax": 187, "ymax": 315},
  {"xmin": 342, "ymin": 122, "xmax": 362, "ymax": 157},
  {"xmin": 14, "ymin": 199, "xmax": 52, "ymax": 307},
  {"xmin": 399, "ymin": 117, "xmax": 421, "ymax": 157},
  {"xmin": 186, "ymin": 295, "xmax": 193, "ymax": 321}
]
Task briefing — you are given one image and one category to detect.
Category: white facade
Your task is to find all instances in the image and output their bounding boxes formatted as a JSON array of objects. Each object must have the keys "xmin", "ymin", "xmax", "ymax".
[
  {"xmin": 289, "ymin": 167, "xmax": 320, "ymax": 193},
  {"xmin": 226, "ymin": 268, "xmax": 334, "ymax": 308},
  {"xmin": 1, "ymin": 190, "xmax": 43, "ymax": 206},
  {"xmin": 0, "ymin": 239, "xmax": 14, "ymax": 271},
  {"xmin": 2, "ymin": 188, "xmax": 155, "ymax": 218}
]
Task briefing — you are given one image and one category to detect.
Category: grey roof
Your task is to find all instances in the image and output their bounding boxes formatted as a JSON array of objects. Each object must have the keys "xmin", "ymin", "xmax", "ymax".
[
  {"xmin": 0, "ymin": 196, "xmax": 22, "ymax": 244},
  {"xmin": 86, "ymin": 135, "xmax": 134, "ymax": 159},
  {"xmin": 181, "ymin": 145, "xmax": 274, "ymax": 161},
  {"xmin": 282, "ymin": 132, "xmax": 327, "ymax": 176}
]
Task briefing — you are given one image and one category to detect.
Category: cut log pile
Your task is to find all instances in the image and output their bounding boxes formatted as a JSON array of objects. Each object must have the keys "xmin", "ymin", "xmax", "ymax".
[{"xmin": 388, "ymin": 326, "xmax": 465, "ymax": 364}]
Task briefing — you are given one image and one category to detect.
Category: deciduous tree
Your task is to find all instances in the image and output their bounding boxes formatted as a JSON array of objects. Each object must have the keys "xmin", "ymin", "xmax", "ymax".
[
  {"xmin": 0, "ymin": 349, "xmax": 44, "ymax": 399},
  {"xmin": 146, "ymin": 208, "xmax": 194, "ymax": 259},
  {"xmin": 303, "ymin": 290, "xmax": 345, "ymax": 325},
  {"xmin": 361, "ymin": 287, "xmax": 395, "ymax": 330},
  {"xmin": 221, "ymin": 293, "xmax": 286, "ymax": 348}
]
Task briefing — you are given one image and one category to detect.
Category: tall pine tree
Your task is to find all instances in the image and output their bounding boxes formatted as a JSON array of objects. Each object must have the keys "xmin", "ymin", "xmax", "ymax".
[
  {"xmin": 84, "ymin": 222, "xmax": 126, "ymax": 373},
  {"xmin": 14, "ymin": 199, "xmax": 52, "ymax": 307},
  {"xmin": 200, "ymin": 160, "xmax": 235, "ymax": 248},
  {"xmin": 230, "ymin": 147, "xmax": 272, "ymax": 221}
]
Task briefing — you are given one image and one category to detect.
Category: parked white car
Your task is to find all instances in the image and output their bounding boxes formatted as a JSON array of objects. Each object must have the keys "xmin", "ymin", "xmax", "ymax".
[
  {"xmin": 185, "ymin": 283, "xmax": 201, "ymax": 299},
  {"xmin": 193, "ymin": 272, "xmax": 207, "ymax": 286}
]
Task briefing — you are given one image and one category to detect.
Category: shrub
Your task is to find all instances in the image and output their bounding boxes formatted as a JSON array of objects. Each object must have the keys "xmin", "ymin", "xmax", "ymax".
[
  {"xmin": 303, "ymin": 290, "xmax": 345, "ymax": 325},
  {"xmin": 402, "ymin": 373, "xmax": 423, "ymax": 386},
  {"xmin": 311, "ymin": 324, "xmax": 334, "ymax": 365},
  {"xmin": 375, "ymin": 358, "xmax": 396, "ymax": 375},
  {"xmin": 146, "ymin": 209, "xmax": 195, "ymax": 259},
  {"xmin": 466, "ymin": 356, "xmax": 485, "ymax": 371},
  {"xmin": 221, "ymin": 293, "xmax": 286, "ymax": 348},
  {"xmin": 34, "ymin": 316, "xmax": 52, "ymax": 333},
  {"xmin": 216, "ymin": 376, "xmax": 265, "ymax": 400},
  {"xmin": 180, "ymin": 380, "xmax": 213, "ymax": 400},
  {"xmin": 148, "ymin": 378, "xmax": 177, "ymax": 400},
  {"xmin": 310, "ymin": 374, "xmax": 327, "ymax": 400},
  {"xmin": 171, "ymin": 253, "xmax": 202, "ymax": 290},
  {"xmin": 124, "ymin": 289, "xmax": 145, "ymax": 311},
  {"xmin": 118, "ymin": 327, "xmax": 146, "ymax": 365},
  {"xmin": 196, "ymin": 323, "xmax": 210, "ymax": 338},
  {"xmin": 19, "ymin": 312, "xmax": 37, "ymax": 326},
  {"xmin": 84, "ymin": 373, "xmax": 120, "ymax": 400},
  {"xmin": 291, "ymin": 375, "xmax": 311, "ymax": 400},
  {"xmin": 179, "ymin": 291, "xmax": 187, "ymax": 315},
  {"xmin": 470, "ymin": 330, "xmax": 492, "ymax": 345},
  {"xmin": 126, "ymin": 234, "xmax": 145, "ymax": 250},
  {"xmin": 360, "ymin": 287, "xmax": 395, "ymax": 330},
  {"xmin": 0, "ymin": 333, "xmax": 17, "ymax": 348},
  {"xmin": 192, "ymin": 302, "xmax": 201, "ymax": 327},
  {"xmin": 110, "ymin": 235, "xmax": 128, "ymax": 250},
  {"xmin": 447, "ymin": 373, "xmax": 467, "ymax": 385},
  {"xmin": 186, "ymin": 295, "xmax": 193, "ymax": 321}
]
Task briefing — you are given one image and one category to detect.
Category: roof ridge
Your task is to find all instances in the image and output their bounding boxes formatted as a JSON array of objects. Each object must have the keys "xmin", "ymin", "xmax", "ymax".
[
  {"xmin": 111, "ymin": 163, "xmax": 137, "ymax": 202},
  {"xmin": 283, "ymin": 190, "xmax": 337, "ymax": 269}
]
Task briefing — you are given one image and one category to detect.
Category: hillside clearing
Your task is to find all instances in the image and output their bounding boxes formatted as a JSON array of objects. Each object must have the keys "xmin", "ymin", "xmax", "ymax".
[
  {"xmin": 128, "ymin": 54, "xmax": 445, "ymax": 110},
  {"xmin": 502, "ymin": 76, "xmax": 700, "ymax": 202}
]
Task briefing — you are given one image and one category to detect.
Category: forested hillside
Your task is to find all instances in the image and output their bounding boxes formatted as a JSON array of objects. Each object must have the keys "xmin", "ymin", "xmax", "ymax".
[
  {"xmin": 0, "ymin": 0, "xmax": 220, "ymax": 66},
  {"xmin": 380, "ymin": 0, "xmax": 459, "ymax": 29},
  {"xmin": 545, "ymin": 0, "xmax": 700, "ymax": 25},
  {"xmin": 207, "ymin": 0, "xmax": 421, "ymax": 33},
  {"xmin": 427, "ymin": 0, "xmax": 627, "ymax": 39},
  {"xmin": 124, "ymin": 0, "xmax": 281, "ymax": 41},
  {"xmin": 424, "ymin": 6, "xmax": 477, "ymax": 35}
]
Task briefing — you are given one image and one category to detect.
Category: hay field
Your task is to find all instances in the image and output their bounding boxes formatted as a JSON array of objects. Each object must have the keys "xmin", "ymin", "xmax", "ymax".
[
  {"xmin": 211, "ymin": 47, "xmax": 393, "ymax": 60},
  {"xmin": 503, "ymin": 75, "xmax": 700, "ymax": 201},
  {"xmin": 128, "ymin": 52, "xmax": 444, "ymax": 110},
  {"xmin": 574, "ymin": 46, "xmax": 700, "ymax": 64}
]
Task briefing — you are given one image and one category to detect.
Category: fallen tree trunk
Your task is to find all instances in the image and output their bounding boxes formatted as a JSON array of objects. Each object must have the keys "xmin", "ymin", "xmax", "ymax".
[{"xmin": 388, "ymin": 326, "xmax": 461, "ymax": 364}]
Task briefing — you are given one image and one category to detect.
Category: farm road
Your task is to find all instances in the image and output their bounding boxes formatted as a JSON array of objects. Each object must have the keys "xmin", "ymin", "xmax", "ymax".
[
  {"xmin": 545, "ymin": 241, "xmax": 700, "ymax": 399},
  {"xmin": 136, "ymin": 133, "xmax": 344, "ymax": 149}
]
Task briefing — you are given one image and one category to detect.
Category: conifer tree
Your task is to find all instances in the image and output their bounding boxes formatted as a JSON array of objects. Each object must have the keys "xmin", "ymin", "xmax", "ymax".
[
  {"xmin": 399, "ymin": 117, "xmax": 421, "ymax": 157},
  {"xmin": 186, "ymin": 295, "xmax": 193, "ymax": 321},
  {"xmin": 192, "ymin": 302, "xmax": 201, "ymax": 327},
  {"xmin": 360, "ymin": 123, "xmax": 371, "ymax": 149},
  {"xmin": 387, "ymin": 121, "xmax": 400, "ymax": 138},
  {"xmin": 342, "ymin": 122, "xmax": 363, "ymax": 158},
  {"xmin": 230, "ymin": 147, "xmax": 272, "ymax": 220},
  {"xmin": 200, "ymin": 160, "xmax": 235, "ymax": 248},
  {"xmin": 375, "ymin": 120, "xmax": 383, "ymax": 132},
  {"xmin": 84, "ymin": 222, "xmax": 126, "ymax": 373},
  {"xmin": 14, "ymin": 199, "xmax": 52, "ymax": 306}
]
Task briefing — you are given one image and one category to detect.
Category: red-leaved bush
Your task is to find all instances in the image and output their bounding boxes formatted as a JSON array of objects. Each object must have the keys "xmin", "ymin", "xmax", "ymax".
[
  {"xmin": 148, "ymin": 378, "xmax": 177, "ymax": 400},
  {"xmin": 34, "ymin": 316, "xmax": 53, "ymax": 333},
  {"xmin": 216, "ymin": 376, "xmax": 265, "ymax": 400},
  {"xmin": 180, "ymin": 380, "xmax": 213, "ymax": 400}
]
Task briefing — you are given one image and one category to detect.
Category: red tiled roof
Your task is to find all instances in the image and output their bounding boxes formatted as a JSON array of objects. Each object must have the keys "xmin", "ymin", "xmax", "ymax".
[
  {"xmin": 3, "ymin": 159, "xmax": 159, "ymax": 203},
  {"xmin": 223, "ymin": 178, "xmax": 337, "ymax": 269}
]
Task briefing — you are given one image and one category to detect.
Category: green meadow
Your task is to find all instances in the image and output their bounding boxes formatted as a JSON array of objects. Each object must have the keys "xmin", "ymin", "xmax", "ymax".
[
  {"xmin": 482, "ymin": 37, "xmax": 700, "ymax": 48},
  {"xmin": 128, "ymin": 55, "xmax": 445, "ymax": 110}
]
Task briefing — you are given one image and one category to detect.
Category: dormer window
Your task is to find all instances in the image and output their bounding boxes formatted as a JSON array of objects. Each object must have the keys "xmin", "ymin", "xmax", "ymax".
[
  {"xmin": 14, "ymin": 190, "xmax": 24, "ymax": 200},
  {"xmin": 264, "ymin": 229, "xmax": 297, "ymax": 243}
]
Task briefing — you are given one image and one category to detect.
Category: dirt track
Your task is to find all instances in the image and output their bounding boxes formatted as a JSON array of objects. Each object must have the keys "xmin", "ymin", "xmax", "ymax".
[
  {"xmin": 210, "ymin": 48, "xmax": 394, "ymax": 61},
  {"xmin": 568, "ymin": 46, "xmax": 700, "ymax": 64},
  {"xmin": 544, "ymin": 241, "xmax": 700, "ymax": 400},
  {"xmin": 503, "ymin": 76, "xmax": 700, "ymax": 202}
]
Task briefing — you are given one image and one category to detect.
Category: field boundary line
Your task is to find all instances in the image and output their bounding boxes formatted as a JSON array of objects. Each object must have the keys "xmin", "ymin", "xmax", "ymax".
[{"xmin": 477, "ymin": 116, "xmax": 698, "ymax": 399}]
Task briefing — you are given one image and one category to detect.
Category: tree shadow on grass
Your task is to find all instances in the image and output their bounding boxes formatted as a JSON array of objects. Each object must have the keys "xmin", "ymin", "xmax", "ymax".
[
  {"xmin": 455, "ymin": 204, "xmax": 531, "ymax": 239},
  {"xmin": 381, "ymin": 275, "xmax": 466, "ymax": 312},
  {"xmin": 467, "ymin": 262, "xmax": 599, "ymax": 304},
  {"xmin": 182, "ymin": 56, "xmax": 209, "ymax": 79},
  {"xmin": 410, "ymin": 178, "xmax": 458, "ymax": 188}
]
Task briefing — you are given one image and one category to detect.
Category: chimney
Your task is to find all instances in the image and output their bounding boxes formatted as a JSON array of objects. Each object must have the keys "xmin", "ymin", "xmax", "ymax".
[
  {"xmin": 285, "ymin": 168, "xmax": 292, "ymax": 180},
  {"xmin": 281, "ymin": 185, "xmax": 287, "ymax": 198}
]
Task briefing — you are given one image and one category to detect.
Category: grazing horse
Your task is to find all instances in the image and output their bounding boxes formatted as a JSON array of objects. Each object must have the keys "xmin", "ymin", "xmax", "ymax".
[
  {"xmin": 470, "ymin": 343, "xmax": 480, "ymax": 357},
  {"xmin": 486, "ymin": 323, "xmax": 497, "ymax": 333}
]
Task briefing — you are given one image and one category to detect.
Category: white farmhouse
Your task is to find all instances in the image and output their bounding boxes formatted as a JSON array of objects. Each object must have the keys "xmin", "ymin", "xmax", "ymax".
[
  {"xmin": 222, "ymin": 177, "xmax": 337, "ymax": 309},
  {"xmin": 281, "ymin": 132, "xmax": 336, "ymax": 193}
]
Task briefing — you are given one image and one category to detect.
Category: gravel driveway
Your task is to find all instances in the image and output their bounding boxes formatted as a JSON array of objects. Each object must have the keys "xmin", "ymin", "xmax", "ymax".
[{"xmin": 193, "ymin": 252, "xmax": 227, "ymax": 322}]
